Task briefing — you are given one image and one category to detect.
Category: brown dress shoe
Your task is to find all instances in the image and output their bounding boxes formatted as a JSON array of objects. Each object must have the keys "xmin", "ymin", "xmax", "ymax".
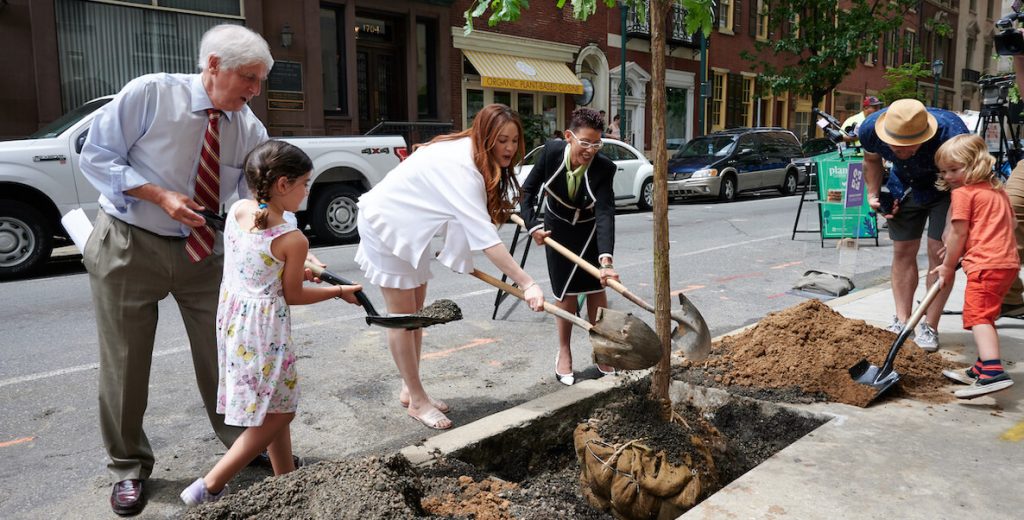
[{"xmin": 110, "ymin": 479, "xmax": 144, "ymax": 516}]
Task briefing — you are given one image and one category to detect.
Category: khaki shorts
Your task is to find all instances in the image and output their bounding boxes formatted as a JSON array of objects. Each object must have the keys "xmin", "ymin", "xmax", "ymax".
[{"xmin": 887, "ymin": 194, "xmax": 950, "ymax": 242}]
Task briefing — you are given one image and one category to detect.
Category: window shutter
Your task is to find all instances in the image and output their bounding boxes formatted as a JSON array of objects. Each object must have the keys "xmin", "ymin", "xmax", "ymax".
[
  {"xmin": 749, "ymin": 0, "xmax": 758, "ymax": 37},
  {"xmin": 726, "ymin": 73, "xmax": 743, "ymax": 128}
]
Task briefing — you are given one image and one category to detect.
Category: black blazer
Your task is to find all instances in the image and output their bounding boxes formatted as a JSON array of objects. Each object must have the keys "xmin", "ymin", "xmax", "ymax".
[{"xmin": 519, "ymin": 139, "xmax": 616, "ymax": 256}]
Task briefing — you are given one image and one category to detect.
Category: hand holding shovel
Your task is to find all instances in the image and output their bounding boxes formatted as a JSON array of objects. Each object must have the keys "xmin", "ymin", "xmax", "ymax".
[
  {"xmin": 510, "ymin": 214, "xmax": 712, "ymax": 362},
  {"xmin": 470, "ymin": 269, "xmax": 661, "ymax": 370}
]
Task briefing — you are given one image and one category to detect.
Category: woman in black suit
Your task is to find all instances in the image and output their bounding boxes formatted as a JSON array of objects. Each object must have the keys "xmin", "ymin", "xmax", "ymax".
[{"xmin": 520, "ymin": 108, "xmax": 620, "ymax": 385}]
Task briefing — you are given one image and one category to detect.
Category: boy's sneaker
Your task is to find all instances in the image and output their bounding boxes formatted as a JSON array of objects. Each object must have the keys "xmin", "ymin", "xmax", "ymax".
[
  {"xmin": 942, "ymin": 367, "xmax": 979, "ymax": 385},
  {"xmin": 885, "ymin": 316, "xmax": 905, "ymax": 334},
  {"xmin": 954, "ymin": 373, "xmax": 1014, "ymax": 399},
  {"xmin": 914, "ymin": 323, "xmax": 939, "ymax": 352},
  {"xmin": 180, "ymin": 478, "xmax": 227, "ymax": 507}
]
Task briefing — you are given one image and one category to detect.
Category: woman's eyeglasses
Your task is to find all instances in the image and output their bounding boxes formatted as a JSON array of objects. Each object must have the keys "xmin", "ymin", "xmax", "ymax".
[{"xmin": 568, "ymin": 130, "xmax": 603, "ymax": 150}]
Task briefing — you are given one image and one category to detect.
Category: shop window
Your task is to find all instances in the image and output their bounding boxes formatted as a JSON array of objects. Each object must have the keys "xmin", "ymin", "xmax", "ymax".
[
  {"xmin": 467, "ymin": 89, "xmax": 484, "ymax": 126},
  {"xmin": 494, "ymin": 91, "xmax": 512, "ymax": 107},
  {"xmin": 542, "ymin": 95, "xmax": 559, "ymax": 137},
  {"xmin": 666, "ymin": 86, "xmax": 688, "ymax": 151},
  {"xmin": 321, "ymin": 5, "xmax": 347, "ymax": 114},
  {"xmin": 416, "ymin": 19, "xmax": 437, "ymax": 119}
]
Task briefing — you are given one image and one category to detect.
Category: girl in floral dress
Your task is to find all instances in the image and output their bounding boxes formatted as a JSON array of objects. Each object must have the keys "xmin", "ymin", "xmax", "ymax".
[{"xmin": 181, "ymin": 140, "xmax": 361, "ymax": 506}]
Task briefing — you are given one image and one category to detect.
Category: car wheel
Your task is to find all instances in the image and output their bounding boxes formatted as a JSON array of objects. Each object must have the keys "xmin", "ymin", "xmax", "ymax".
[
  {"xmin": 780, "ymin": 170, "xmax": 798, "ymax": 195},
  {"xmin": 309, "ymin": 184, "xmax": 363, "ymax": 243},
  {"xmin": 0, "ymin": 200, "xmax": 53, "ymax": 280},
  {"xmin": 637, "ymin": 178, "xmax": 654, "ymax": 211},
  {"xmin": 718, "ymin": 175, "xmax": 737, "ymax": 202}
]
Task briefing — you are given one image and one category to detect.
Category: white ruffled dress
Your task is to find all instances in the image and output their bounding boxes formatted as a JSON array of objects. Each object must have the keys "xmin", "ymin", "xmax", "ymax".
[{"xmin": 355, "ymin": 137, "xmax": 503, "ymax": 289}]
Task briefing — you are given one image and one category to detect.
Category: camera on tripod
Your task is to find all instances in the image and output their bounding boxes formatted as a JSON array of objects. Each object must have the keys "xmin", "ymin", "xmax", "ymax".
[
  {"xmin": 995, "ymin": 10, "xmax": 1024, "ymax": 55},
  {"xmin": 978, "ymin": 73, "xmax": 1016, "ymax": 107}
]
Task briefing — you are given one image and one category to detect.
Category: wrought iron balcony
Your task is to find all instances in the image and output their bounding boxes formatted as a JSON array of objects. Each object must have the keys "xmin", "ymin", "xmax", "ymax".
[
  {"xmin": 625, "ymin": 1, "xmax": 700, "ymax": 47},
  {"xmin": 961, "ymin": 68, "xmax": 981, "ymax": 84}
]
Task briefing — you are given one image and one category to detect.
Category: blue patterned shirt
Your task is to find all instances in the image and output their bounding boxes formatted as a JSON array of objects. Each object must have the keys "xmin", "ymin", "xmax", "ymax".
[{"xmin": 858, "ymin": 108, "xmax": 968, "ymax": 204}]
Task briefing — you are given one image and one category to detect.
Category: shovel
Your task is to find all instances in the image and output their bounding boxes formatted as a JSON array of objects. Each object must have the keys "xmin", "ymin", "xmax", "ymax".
[
  {"xmin": 470, "ymin": 269, "xmax": 662, "ymax": 370},
  {"xmin": 305, "ymin": 261, "xmax": 462, "ymax": 330},
  {"xmin": 508, "ymin": 214, "xmax": 712, "ymax": 362},
  {"xmin": 848, "ymin": 280, "xmax": 944, "ymax": 402}
]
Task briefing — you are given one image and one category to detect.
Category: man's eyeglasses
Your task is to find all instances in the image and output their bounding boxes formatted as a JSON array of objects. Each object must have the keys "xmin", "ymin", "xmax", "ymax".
[{"xmin": 568, "ymin": 130, "xmax": 603, "ymax": 150}]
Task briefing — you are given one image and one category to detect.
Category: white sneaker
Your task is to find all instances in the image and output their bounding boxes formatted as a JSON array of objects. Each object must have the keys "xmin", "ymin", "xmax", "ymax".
[
  {"xmin": 914, "ymin": 323, "xmax": 939, "ymax": 352},
  {"xmin": 954, "ymin": 373, "xmax": 1014, "ymax": 399},
  {"xmin": 885, "ymin": 316, "xmax": 905, "ymax": 334}
]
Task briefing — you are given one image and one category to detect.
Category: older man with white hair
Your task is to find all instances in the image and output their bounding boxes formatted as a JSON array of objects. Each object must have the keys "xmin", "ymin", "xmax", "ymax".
[{"xmin": 80, "ymin": 24, "xmax": 272, "ymax": 515}]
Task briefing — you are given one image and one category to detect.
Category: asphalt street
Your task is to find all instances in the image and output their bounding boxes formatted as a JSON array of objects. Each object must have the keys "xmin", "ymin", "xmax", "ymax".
[{"xmin": 0, "ymin": 191, "xmax": 904, "ymax": 518}]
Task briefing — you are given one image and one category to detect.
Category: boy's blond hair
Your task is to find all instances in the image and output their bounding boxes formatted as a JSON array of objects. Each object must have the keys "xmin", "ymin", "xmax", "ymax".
[{"xmin": 934, "ymin": 134, "xmax": 1000, "ymax": 191}]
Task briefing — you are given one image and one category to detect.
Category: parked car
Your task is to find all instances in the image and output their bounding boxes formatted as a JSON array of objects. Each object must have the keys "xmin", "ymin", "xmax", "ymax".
[
  {"xmin": 515, "ymin": 138, "xmax": 654, "ymax": 211},
  {"xmin": 0, "ymin": 96, "xmax": 407, "ymax": 279},
  {"xmin": 666, "ymin": 128, "xmax": 804, "ymax": 202}
]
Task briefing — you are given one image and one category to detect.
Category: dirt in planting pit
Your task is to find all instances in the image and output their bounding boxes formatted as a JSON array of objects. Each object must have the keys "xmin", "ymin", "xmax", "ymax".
[{"xmin": 675, "ymin": 299, "xmax": 966, "ymax": 407}]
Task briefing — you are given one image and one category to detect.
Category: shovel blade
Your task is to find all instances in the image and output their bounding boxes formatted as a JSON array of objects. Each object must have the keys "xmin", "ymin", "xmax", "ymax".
[
  {"xmin": 590, "ymin": 307, "xmax": 662, "ymax": 370},
  {"xmin": 848, "ymin": 359, "xmax": 901, "ymax": 399},
  {"xmin": 671, "ymin": 293, "xmax": 712, "ymax": 362}
]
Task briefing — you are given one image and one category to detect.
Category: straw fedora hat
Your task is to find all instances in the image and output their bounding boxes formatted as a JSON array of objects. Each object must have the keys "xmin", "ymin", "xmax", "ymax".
[{"xmin": 875, "ymin": 99, "xmax": 937, "ymax": 147}]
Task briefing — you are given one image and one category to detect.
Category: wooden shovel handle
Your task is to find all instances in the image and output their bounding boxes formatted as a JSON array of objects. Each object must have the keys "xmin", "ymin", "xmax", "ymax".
[
  {"xmin": 470, "ymin": 269, "xmax": 592, "ymax": 330},
  {"xmin": 509, "ymin": 214, "xmax": 655, "ymax": 314}
]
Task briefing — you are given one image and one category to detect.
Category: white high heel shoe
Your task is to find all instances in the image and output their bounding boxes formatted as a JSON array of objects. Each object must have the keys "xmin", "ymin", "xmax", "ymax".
[{"xmin": 555, "ymin": 352, "xmax": 574, "ymax": 386}]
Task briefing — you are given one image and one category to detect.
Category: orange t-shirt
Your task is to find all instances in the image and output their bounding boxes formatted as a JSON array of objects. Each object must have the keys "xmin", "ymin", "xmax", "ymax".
[{"xmin": 949, "ymin": 182, "xmax": 1020, "ymax": 274}]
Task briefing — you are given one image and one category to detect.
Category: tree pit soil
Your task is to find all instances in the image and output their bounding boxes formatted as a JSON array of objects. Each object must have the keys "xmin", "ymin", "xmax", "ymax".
[
  {"xmin": 674, "ymin": 299, "xmax": 967, "ymax": 407},
  {"xmin": 184, "ymin": 380, "xmax": 826, "ymax": 519}
]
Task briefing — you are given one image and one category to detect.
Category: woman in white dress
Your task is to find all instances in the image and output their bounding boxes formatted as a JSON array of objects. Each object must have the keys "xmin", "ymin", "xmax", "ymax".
[{"xmin": 355, "ymin": 104, "xmax": 546, "ymax": 430}]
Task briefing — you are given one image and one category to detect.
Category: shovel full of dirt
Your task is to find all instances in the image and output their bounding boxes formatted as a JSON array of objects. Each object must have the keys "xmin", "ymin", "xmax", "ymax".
[
  {"xmin": 848, "ymin": 279, "xmax": 944, "ymax": 402},
  {"xmin": 470, "ymin": 269, "xmax": 661, "ymax": 370},
  {"xmin": 509, "ymin": 215, "xmax": 711, "ymax": 362},
  {"xmin": 306, "ymin": 261, "xmax": 462, "ymax": 330}
]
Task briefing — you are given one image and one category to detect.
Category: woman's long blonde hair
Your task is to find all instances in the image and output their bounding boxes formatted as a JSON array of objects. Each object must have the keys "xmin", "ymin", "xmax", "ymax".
[
  {"xmin": 934, "ymin": 134, "xmax": 1000, "ymax": 191},
  {"xmin": 417, "ymin": 104, "xmax": 525, "ymax": 224}
]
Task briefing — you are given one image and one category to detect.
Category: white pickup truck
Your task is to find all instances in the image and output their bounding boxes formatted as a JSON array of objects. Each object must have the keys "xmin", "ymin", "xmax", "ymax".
[{"xmin": 0, "ymin": 96, "xmax": 407, "ymax": 279}]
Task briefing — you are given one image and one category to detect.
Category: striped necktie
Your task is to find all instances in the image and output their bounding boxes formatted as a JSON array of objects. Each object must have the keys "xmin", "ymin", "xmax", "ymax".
[{"xmin": 185, "ymin": 109, "xmax": 221, "ymax": 263}]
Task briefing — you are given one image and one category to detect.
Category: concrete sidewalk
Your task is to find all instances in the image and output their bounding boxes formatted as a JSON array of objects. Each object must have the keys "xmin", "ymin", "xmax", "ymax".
[
  {"xmin": 683, "ymin": 270, "xmax": 1024, "ymax": 519},
  {"xmin": 403, "ymin": 270, "xmax": 1024, "ymax": 519}
]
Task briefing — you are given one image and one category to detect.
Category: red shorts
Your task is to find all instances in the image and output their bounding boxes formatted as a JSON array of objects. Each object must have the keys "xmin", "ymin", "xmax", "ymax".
[{"xmin": 963, "ymin": 268, "xmax": 1019, "ymax": 329}]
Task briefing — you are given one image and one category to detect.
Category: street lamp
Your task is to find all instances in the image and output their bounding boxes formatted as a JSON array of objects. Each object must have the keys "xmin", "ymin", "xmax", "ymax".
[{"xmin": 931, "ymin": 59, "xmax": 944, "ymax": 108}]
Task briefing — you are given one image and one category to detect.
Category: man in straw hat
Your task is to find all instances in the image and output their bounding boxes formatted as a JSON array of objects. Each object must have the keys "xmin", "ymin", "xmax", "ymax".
[{"xmin": 858, "ymin": 98, "xmax": 968, "ymax": 351}]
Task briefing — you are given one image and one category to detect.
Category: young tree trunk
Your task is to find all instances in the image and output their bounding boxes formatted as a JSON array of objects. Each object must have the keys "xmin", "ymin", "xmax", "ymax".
[{"xmin": 648, "ymin": 0, "xmax": 674, "ymax": 421}]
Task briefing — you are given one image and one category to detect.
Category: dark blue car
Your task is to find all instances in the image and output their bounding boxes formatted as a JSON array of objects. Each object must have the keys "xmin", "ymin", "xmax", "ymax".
[{"xmin": 667, "ymin": 128, "xmax": 804, "ymax": 202}]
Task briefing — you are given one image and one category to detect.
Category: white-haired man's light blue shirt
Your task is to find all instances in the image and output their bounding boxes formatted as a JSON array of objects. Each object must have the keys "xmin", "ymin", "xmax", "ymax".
[{"xmin": 81, "ymin": 73, "xmax": 268, "ymax": 237}]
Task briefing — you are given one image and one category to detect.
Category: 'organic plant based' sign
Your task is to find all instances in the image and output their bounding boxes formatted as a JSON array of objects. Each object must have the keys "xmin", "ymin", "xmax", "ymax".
[{"xmin": 817, "ymin": 155, "xmax": 877, "ymax": 239}]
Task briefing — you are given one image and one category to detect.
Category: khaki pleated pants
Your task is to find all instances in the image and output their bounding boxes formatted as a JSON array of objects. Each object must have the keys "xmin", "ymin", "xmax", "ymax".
[
  {"xmin": 1004, "ymin": 162, "xmax": 1024, "ymax": 307},
  {"xmin": 84, "ymin": 211, "xmax": 242, "ymax": 481}
]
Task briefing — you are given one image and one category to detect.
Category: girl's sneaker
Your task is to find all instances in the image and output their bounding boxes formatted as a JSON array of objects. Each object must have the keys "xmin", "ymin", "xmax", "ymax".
[
  {"xmin": 180, "ymin": 478, "xmax": 227, "ymax": 506},
  {"xmin": 954, "ymin": 373, "xmax": 1014, "ymax": 399},
  {"xmin": 942, "ymin": 367, "xmax": 978, "ymax": 385}
]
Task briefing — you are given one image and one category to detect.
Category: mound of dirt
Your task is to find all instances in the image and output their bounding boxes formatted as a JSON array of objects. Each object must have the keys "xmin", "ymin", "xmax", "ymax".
[
  {"xmin": 183, "ymin": 455, "xmax": 426, "ymax": 520},
  {"xmin": 675, "ymin": 300, "xmax": 965, "ymax": 407}
]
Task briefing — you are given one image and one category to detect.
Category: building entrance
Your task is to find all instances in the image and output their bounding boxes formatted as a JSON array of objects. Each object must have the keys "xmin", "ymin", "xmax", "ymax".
[{"xmin": 356, "ymin": 14, "xmax": 405, "ymax": 131}]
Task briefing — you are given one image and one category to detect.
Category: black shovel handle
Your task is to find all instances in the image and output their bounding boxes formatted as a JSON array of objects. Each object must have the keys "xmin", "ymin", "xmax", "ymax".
[{"xmin": 303, "ymin": 261, "xmax": 380, "ymax": 317}]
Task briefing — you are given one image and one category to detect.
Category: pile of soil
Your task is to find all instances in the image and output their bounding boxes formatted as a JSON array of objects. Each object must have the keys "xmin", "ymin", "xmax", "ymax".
[
  {"xmin": 675, "ymin": 300, "xmax": 965, "ymax": 407},
  {"xmin": 183, "ymin": 455, "xmax": 427, "ymax": 519}
]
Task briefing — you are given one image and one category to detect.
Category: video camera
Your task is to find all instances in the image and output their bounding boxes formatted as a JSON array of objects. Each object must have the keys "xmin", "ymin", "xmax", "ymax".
[
  {"xmin": 811, "ymin": 108, "xmax": 852, "ymax": 144},
  {"xmin": 995, "ymin": 2, "xmax": 1024, "ymax": 55},
  {"xmin": 978, "ymin": 73, "xmax": 1016, "ymax": 107}
]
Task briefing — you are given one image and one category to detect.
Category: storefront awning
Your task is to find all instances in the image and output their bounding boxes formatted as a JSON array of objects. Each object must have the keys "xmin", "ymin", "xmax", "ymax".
[{"xmin": 463, "ymin": 50, "xmax": 583, "ymax": 95}]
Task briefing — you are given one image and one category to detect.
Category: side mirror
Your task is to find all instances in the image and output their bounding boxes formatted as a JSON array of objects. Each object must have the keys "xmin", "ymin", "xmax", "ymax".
[{"xmin": 76, "ymin": 130, "xmax": 89, "ymax": 154}]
